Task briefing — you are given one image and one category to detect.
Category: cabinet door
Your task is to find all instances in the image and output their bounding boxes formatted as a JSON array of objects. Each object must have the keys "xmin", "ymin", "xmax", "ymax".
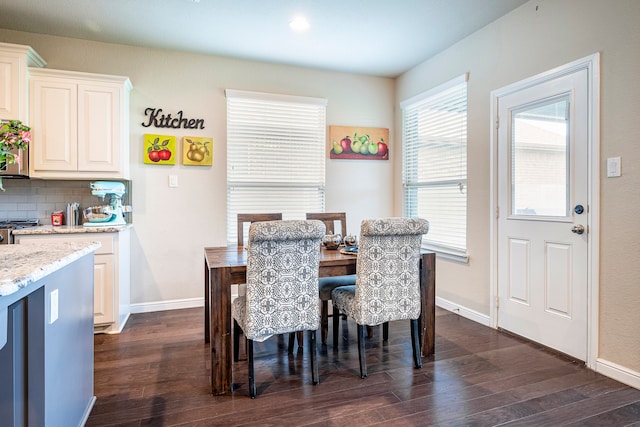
[
  {"xmin": 78, "ymin": 84, "xmax": 121, "ymax": 172},
  {"xmin": 93, "ymin": 254, "xmax": 115, "ymax": 325},
  {"xmin": 30, "ymin": 79, "xmax": 78, "ymax": 172},
  {"xmin": 0, "ymin": 54, "xmax": 20, "ymax": 120}
]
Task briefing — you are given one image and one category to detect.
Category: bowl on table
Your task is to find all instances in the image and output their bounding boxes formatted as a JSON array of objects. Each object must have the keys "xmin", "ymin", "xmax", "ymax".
[{"xmin": 321, "ymin": 233, "xmax": 342, "ymax": 250}]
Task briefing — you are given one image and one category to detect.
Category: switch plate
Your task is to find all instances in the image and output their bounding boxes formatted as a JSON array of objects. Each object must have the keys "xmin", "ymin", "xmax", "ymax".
[
  {"xmin": 50, "ymin": 289, "xmax": 59, "ymax": 324},
  {"xmin": 169, "ymin": 175, "xmax": 179, "ymax": 188},
  {"xmin": 607, "ymin": 157, "xmax": 621, "ymax": 177}
]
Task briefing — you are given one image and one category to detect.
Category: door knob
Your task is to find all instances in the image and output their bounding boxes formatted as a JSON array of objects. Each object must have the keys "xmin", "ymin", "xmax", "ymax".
[{"xmin": 571, "ymin": 224, "xmax": 585, "ymax": 235}]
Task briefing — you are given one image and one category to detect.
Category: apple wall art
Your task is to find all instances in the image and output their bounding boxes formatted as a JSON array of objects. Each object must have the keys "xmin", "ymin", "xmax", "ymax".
[
  {"xmin": 144, "ymin": 134, "xmax": 176, "ymax": 165},
  {"xmin": 183, "ymin": 136, "xmax": 213, "ymax": 166},
  {"xmin": 329, "ymin": 125, "xmax": 389, "ymax": 160}
]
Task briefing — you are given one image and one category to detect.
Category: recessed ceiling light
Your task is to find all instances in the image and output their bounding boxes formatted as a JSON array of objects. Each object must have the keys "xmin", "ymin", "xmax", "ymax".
[{"xmin": 290, "ymin": 15, "xmax": 310, "ymax": 32}]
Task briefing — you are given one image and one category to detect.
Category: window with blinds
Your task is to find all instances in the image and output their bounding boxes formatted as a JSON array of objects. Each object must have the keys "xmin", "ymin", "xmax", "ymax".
[
  {"xmin": 400, "ymin": 74, "xmax": 468, "ymax": 260},
  {"xmin": 226, "ymin": 89, "xmax": 327, "ymax": 244}
]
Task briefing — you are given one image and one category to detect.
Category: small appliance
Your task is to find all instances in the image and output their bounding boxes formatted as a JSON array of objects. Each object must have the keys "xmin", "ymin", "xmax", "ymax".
[{"xmin": 83, "ymin": 181, "xmax": 127, "ymax": 227}]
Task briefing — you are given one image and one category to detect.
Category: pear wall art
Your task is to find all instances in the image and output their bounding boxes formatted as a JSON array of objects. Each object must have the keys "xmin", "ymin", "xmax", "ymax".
[
  {"xmin": 183, "ymin": 136, "xmax": 213, "ymax": 166},
  {"xmin": 329, "ymin": 126, "xmax": 389, "ymax": 160}
]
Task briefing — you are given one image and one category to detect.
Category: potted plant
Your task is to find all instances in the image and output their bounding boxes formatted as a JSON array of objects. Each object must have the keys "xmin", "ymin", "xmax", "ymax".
[{"xmin": 0, "ymin": 120, "xmax": 31, "ymax": 191}]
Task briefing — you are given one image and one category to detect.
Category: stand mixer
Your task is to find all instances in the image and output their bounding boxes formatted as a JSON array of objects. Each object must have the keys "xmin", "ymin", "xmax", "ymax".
[{"xmin": 83, "ymin": 181, "xmax": 127, "ymax": 227}]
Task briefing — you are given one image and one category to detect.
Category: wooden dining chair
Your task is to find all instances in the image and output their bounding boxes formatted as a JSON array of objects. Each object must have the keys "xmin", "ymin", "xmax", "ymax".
[
  {"xmin": 305, "ymin": 212, "xmax": 355, "ymax": 345},
  {"xmin": 332, "ymin": 217, "xmax": 429, "ymax": 378},
  {"xmin": 237, "ymin": 213, "xmax": 282, "ymax": 247},
  {"xmin": 232, "ymin": 219, "xmax": 325, "ymax": 398},
  {"xmin": 306, "ymin": 212, "xmax": 347, "ymax": 237}
]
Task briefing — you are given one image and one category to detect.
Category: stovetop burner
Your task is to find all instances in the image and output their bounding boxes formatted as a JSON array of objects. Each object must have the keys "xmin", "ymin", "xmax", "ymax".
[{"xmin": 0, "ymin": 218, "xmax": 41, "ymax": 229}]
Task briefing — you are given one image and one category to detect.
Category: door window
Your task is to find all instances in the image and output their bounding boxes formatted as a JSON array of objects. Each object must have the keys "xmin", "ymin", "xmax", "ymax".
[{"xmin": 510, "ymin": 96, "xmax": 570, "ymax": 218}]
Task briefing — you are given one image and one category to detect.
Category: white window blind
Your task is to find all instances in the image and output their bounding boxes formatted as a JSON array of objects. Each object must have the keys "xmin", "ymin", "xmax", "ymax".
[
  {"xmin": 401, "ymin": 74, "xmax": 468, "ymax": 259},
  {"xmin": 226, "ymin": 89, "xmax": 327, "ymax": 244}
]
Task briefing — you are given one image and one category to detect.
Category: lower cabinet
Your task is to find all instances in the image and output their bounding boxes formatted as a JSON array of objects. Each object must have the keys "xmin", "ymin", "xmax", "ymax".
[{"xmin": 15, "ymin": 228, "xmax": 131, "ymax": 333}]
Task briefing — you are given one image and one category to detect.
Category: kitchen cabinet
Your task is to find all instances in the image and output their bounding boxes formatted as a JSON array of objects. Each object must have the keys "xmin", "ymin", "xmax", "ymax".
[
  {"xmin": 14, "ymin": 228, "xmax": 131, "ymax": 334},
  {"xmin": 0, "ymin": 42, "xmax": 46, "ymax": 121},
  {"xmin": 28, "ymin": 68, "xmax": 132, "ymax": 179}
]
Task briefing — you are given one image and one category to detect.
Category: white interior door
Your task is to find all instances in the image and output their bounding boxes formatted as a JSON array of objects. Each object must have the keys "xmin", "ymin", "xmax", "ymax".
[{"xmin": 496, "ymin": 67, "xmax": 589, "ymax": 361}]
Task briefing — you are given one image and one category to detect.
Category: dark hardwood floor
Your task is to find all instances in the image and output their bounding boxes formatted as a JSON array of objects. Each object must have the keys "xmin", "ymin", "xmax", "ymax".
[{"xmin": 87, "ymin": 307, "xmax": 640, "ymax": 426}]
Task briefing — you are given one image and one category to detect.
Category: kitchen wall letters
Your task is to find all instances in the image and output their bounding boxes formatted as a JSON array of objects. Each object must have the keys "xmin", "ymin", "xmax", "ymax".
[{"xmin": 141, "ymin": 108, "xmax": 205, "ymax": 129}]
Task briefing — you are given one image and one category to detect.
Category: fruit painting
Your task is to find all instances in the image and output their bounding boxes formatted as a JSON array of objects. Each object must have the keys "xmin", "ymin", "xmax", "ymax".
[
  {"xmin": 144, "ymin": 134, "xmax": 176, "ymax": 165},
  {"xmin": 183, "ymin": 136, "xmax": 213, "ymax": 166},
  {"xmin": 329, "ymin": 126, "xmax": 389, "ymax": 160}
]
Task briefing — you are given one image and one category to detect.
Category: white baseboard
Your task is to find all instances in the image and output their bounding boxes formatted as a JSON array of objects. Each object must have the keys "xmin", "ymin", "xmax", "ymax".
[
  {"xmin": 436, "ymin": 296, "xmax": 492, "ymax": 327},
  {"xmin": 130, "ymin": 297, "xmax": 204, "ymax": 314},
  {"xmin": 595, "ymin": 358, "xmax": 640, "ymax": 389}
]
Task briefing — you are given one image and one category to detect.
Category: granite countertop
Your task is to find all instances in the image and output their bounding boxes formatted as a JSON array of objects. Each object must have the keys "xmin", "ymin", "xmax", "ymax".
[
  {"xmin": 0, "ymin": 241, "xmax": 102, "ymax": 296},
  {"xmin": 12, "ymin": 223, "xmax": 133, "ymax": 235}
]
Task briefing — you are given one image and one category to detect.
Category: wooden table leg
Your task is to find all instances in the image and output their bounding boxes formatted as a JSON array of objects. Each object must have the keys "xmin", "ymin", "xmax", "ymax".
[
  {"xmin": 204, "ymin": 258, "xmax": 210, "ymax": 343},
  {"xmin": 210, "ymin": 266, "xmax": 232, "ymax": 395},
  {"xmin": 419, "ymin": 253, "xmax": 436, "ymax": 357}
]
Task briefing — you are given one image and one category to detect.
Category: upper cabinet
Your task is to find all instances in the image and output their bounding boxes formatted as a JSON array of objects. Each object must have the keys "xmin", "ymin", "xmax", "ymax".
[
  {"xmin": 0, "ymin": 42, "xmax": 46, "ymax": 121},
  {"xmin": 29, "ymin": 68, "xmax": 132, "ymax": 180}
]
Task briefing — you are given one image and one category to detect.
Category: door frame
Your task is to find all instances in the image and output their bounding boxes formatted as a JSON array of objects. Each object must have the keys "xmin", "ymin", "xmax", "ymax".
[{"xmin": 489, "ymin": 53, "xmax": 600, "ymax": 368}]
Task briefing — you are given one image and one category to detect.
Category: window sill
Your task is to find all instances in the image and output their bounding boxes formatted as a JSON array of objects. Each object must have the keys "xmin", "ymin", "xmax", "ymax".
[{"xmin": 422, "ymin": 245, "xmax": 469, "ymax": 264}]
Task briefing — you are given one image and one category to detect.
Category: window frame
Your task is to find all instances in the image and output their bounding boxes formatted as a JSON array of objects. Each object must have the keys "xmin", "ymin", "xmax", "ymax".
[
  {"xmin": 400, "ymin": 74, "xmax": 469, "ymax": 262},
  {"xmin": 225, "ymin": 89, "xmax": 327, "ymax": 245}
]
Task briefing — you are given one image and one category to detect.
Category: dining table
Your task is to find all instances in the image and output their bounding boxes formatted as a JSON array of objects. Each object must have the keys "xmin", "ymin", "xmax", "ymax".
[{"xmin": 203, "ymin": 245, "xmax": 436, "ymax": 395}]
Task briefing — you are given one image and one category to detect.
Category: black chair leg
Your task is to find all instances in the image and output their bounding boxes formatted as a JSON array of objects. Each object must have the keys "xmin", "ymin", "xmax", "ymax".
[
  {"xmin": 321, "ymin": 300, "xmax": 329, "ymax": 344},
  {"xmin": 333, "ymin": 305, "xmax": 340, "ymax": 348},
  {"xmin": 357, "ymin": 324, "xmax": 367, "ymax": 378},
  {"xmin": 233, "ymin": 319, "xmax": 241, "ymax": 362},
  {"xmin": 297, "ymin": 331, "xmax": 304, "ymax": 349},
  {"xmin": 309, "ymin": 330, "xmax": 319, "ymax": 385},
  {"xmin": 288, "ymin": 333, "xmax": 296, "ymax": 353},
  {"xmin": 248, "ymin": 339, "xmax": 256, "ymax": 398},
  {"xmin": 410, "ymin": 319, "xmax": 422, "ymax": 369},
  {"xmin": 382, "ymin": 322, "xmax": 389, "ymax": 341}
]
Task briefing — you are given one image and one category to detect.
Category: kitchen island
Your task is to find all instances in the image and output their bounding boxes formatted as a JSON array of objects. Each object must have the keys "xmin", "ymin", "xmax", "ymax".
[{"xmin": 0, "ymin": 241, "xmax": 99, "ymax": 426}]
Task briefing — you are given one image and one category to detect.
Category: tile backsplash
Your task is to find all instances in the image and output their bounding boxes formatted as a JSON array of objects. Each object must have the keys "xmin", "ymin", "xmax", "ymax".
[{"xmin": 0, "ymin": 179, "xmax": 131, "ymax": 225}]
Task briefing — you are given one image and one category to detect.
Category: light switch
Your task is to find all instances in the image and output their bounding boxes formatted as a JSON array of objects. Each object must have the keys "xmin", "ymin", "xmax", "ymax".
[
  {"xmin": 50, "ymin": 289, "xmax": 59, "ymax": 324},
  {"xmin": 169, "ymin": 175, "xmax": 179, "ymax": 188},
  {"xmin": 607, "ymin": 157, "xmax": 621, "ymax": 178}
]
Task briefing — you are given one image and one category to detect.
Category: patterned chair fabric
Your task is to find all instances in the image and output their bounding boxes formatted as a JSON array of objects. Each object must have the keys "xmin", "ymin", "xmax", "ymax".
[
  {"xmin": 332, "ymin": 217, "xmax": 429, "ymax": 326},
  {"xmin": 232, "ymin": 219, "xmax": 325, "ymax": 342}
]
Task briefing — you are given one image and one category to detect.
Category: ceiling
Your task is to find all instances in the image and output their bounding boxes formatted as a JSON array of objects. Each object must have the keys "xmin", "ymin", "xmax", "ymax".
[{"xmin": 0, "ymin": 0, "xmax": 528, "ymax": 78}]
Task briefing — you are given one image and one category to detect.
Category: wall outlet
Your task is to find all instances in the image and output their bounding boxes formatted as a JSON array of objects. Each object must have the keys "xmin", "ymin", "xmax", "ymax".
[{"xmin": 50, "ymin": 289, "xmax": 59, "ymax": 324}]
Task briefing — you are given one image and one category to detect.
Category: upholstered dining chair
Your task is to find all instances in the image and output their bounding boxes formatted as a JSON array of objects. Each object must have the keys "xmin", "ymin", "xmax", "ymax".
[
  {"xmin": 305, "ymin": 212, "xmax": 356, "ymax": 345},
  {"xmin": 235, "ymin": 213, "xmax": 287, "ymax": 355},
  {"xmin": 331, "ymin": 217, "xmax": 429, "ymax": 378},
  {"xmin": 232, "ymin": 219, "xmax": 325, "ymax": 398}
]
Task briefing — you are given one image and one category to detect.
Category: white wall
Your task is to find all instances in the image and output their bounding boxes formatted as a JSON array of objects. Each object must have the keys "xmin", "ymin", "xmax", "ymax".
[
  {"xmin": 0, "ymin": 30, "xmax": 395, "ymax": 307},
  {"xmin": 396, "ymin": 0, "xmax": 640, "ymax": 376}
]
